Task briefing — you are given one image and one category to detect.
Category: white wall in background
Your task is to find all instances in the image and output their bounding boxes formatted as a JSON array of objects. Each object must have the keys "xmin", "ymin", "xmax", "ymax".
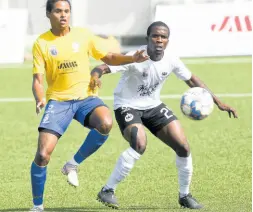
[{"xmin": 155, "ymin": 2, "xmax": 252, "ymax": 57}]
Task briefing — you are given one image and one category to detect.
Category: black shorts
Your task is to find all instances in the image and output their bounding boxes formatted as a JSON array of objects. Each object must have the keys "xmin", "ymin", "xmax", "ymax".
[{"xmin": 114, "ymin": 103, "xmax": 177, "ymax": 135}]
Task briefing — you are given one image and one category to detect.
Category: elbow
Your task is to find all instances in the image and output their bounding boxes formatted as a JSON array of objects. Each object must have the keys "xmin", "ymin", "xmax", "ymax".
[
  {"xmin": 32, "ymin": 77, "xmax": 43, "ymax": 91},
  {"xmin": 32, "ymin": 79, "xmax": 37, "ymax": 91},
  {"xmin": 101, "ymin": 53, "xmax": 117, "ymax": 65},
  {"xmin": 32, "ymin": 81, "xmax": 39, "ymax": 94},
  {"xmin": 32, "ymin": 78, "xmax": 39, "ymax": 87},
  {"xmin": 103, "ymin": 59, "xmax": 114, "ymax": 66},
  {"xmin": 190, "ymin": 75, "xmax": 202, "ymax": 87}
]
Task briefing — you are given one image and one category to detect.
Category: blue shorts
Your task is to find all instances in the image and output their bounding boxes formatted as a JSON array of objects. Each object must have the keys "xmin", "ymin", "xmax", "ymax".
[{"xmin": 38, "ymin": 96, "xmax": 107, "ymax": 137}]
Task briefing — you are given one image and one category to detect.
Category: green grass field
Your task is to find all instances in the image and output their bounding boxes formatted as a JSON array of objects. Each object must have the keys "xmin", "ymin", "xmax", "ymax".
[{"xmin": 0, "ymin": 57, "xmax": 251, "ymax": 212}]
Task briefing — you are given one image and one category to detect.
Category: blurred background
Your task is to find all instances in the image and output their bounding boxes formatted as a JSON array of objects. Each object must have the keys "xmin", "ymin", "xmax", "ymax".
[{"xmin": 0, "ymin": 0, "xmax": 251, "ymax": 63}]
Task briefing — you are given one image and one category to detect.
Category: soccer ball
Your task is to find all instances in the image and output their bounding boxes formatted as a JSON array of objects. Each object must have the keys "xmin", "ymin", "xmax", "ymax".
[{"xmin": 180, "ymin": 87, "xmax": 214, "ymax": 120}]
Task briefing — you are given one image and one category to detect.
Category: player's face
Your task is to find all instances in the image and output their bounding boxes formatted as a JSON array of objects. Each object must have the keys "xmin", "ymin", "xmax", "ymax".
[
  {"xmin": 147, "ymin": 26, "xmax": 169, "ymax": 55},
  {"xmin": 47, "ymin": 1, "xmax": 71, "ymax": 29}
]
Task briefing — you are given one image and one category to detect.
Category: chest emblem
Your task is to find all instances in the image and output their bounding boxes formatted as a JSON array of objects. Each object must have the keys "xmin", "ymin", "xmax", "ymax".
[
  {"xmin": 49, "ymin": 46, "xmax": 58, "ymax": 56},
  {"xmin": 72, "ymin": 42, "xmax": 80, "ymax": 53},
  {"xmin": 162, "ymin": 72, "xmax": 168, "ymax": 77},
  {"xmin": 142, "ymin": 68, "xmax": 149, "ymax": 78}
]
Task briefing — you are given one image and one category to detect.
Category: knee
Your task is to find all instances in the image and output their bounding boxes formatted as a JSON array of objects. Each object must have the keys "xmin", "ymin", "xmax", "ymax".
[
  {"xmin": 96, "ymin": 118, "xmax": 113, "ymax": 135},
  {"xmin": 176, "ymin": 142, "xmax": 190, "ymax": 157},
  {"xmin": 131, "ymin": 139, "xmax": 147, "ymax": 155},
  {"xmin": 35, "ymin": 150, "xmax": 51, "ymax": 166},
  {"xmin": 136, "ymin": 142, "xmax": 147, "ymax": 155},
  {"xmin": 127, "ymin": 126, "xmax": 147, "ymax": 155}
]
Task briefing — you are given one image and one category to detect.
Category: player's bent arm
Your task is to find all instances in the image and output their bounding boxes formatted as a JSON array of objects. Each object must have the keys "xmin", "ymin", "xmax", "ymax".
[
  {"xmin": 185, "ymin": 74, "xmax": 238, "ymax": 118},
  {"xmin": 101, "ymin": 53, "xmax": 133, "ymax": 65},
  {"xmin": 185, "ymin": 74, "xmax": 222, "ymax": 106},
  {"xmin": 32, "ymin": 73, "xmax": 44, "ymax": 102},
  {"xmin": 101, "ymin": 50, "xmax": 149, "ymax": 65}
]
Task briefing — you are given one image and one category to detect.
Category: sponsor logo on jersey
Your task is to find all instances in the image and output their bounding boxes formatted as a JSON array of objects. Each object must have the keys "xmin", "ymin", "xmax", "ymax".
[
  {"xmin": 137, "ymin": 82, "xmax": 159, "ymax": 96},
  {"xmin": 125, "ymin": 113, "xmax": 134, "ymax": 122},
  {"xmin": 58, "ymin": 61, "xmax": 78, "ymax": 70}
]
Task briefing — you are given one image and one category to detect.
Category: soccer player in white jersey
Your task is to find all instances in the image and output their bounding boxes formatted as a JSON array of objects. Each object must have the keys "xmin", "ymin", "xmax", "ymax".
[{"xmin": 90, "ymin": 21, "xmax": 238, "ymax": 209}]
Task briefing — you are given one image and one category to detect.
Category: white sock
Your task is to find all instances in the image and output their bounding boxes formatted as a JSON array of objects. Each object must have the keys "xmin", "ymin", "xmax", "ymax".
[
  {"xmin": 176, "ymin": 154, "xmax": 193, "ymax": 198},
  {"xmin": 34, "ymin": 204, "xmax": 44, "ymax": 209},
  {"xmin": 68, "ymin": 157, "xmax": 79, "ymax": 166},
  {"xmin": 103, "ymin": 147, "xmax": 141, "ymax": 191}
]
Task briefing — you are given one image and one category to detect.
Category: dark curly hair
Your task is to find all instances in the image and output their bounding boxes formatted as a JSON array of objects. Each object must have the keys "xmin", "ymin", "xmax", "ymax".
[{"xmin": 46, "ymin": 0, "xmax": 71, "ymax": 12}]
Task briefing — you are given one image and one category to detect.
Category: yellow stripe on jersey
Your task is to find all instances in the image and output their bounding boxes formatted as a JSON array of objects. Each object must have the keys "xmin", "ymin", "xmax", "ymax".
[{"xmin": 32, "ymin": 27, "xmax": 108, "ymax": 101}]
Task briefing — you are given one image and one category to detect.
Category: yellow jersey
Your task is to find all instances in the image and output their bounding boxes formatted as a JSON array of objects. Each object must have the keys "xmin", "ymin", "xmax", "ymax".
[{"xmin": 32, "ymin": 27, "xmax": 108, "ymax": 101}]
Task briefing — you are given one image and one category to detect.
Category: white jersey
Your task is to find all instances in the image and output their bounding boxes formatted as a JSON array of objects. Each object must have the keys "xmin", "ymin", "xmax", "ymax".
[{"xmin": 109, "ymin": 45, "xmax": 192, "ymax": 110}]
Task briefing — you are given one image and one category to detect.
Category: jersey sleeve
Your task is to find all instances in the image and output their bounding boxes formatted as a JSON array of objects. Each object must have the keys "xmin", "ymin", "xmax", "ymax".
[
  {"xmin": 32, "ymin": 40, "xmax": 45, "ymax": 74},
  {"xmin": 172, "ymin": 56, "xmax": 192, "ymax": 81},
  {"xmin": 88, "ymin": 31, "xmax": 109, "ymax": 60},
  {"xmin": 107, "ymin": 50, "xmax": 136, "ymax": 73},
  {"xmin": 108, "ymin": 64, "xmax": 130, "ymax": 73}
]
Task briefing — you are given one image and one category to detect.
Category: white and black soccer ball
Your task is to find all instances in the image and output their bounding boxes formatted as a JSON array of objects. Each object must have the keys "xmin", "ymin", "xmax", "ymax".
[{"xmin": 180, "ymin": 87, "xmax": 214, "ymax": 120}]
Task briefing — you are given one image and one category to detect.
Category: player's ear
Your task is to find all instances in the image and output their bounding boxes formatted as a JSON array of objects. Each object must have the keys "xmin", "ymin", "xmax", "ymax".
[
  {"xmin": 46, "ymin": 11, "xmax": 50, "ymax": 18},
  {"xmin": 165, "ymin": 40, "xmax": 169, "ymax": 48}
]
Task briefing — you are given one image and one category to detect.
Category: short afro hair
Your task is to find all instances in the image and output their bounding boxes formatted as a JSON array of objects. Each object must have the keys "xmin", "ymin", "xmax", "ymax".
[{"xmin": 147, "ymin": 21, "xmax": 170, "ymax": 37}]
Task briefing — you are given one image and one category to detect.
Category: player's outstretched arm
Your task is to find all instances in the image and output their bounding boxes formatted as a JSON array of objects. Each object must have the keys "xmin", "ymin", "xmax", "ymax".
[
  {"xmin": 32, "ymin": 73, "xmax": 46, "ymax": 115},
  {"xmin": 185, "ymin": 74, "xmax": 238, "ymax": 118},
  {"xmin": 101, "ymin": 50, "xmax": 149, "ymax": 65},
  {"xmin": 89, "ymin": 64, "xmax": 111, "ymax": 92}
]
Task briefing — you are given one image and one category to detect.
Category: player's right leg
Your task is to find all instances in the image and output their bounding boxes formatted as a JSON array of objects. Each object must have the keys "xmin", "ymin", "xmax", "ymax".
[
  {"xmin": 30, "ymin": 131, "xmax": 59, "ymax": 212},
  {"xmin": 30, "ymin": 100, "xmax": 75, "ymax": 211},
  {"xmin": 97, "ymin": 107, "xmax": 146, "ymax": 209}
]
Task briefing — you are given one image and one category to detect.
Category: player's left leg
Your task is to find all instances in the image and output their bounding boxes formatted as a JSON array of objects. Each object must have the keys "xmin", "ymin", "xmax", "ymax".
[
  {"xmin": 143, "ymin": 103, "xmax": 203, "ymax": 209},
  {"xmin": 156, "ymin": 120, "xmax": 203, "ymax": 209},
  {"xmin": 62, "ymin": 97, "xmax": 112, "ymax": 186}
]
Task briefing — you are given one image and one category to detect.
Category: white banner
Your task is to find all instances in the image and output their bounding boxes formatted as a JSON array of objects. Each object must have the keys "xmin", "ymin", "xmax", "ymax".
[
  {"xmin": 155, "ymin": 2, "xmax": 252, "ymax": 57},
  {"xmin": 0, "ymin": 9, "xmax": 28, "ymax": 64}
]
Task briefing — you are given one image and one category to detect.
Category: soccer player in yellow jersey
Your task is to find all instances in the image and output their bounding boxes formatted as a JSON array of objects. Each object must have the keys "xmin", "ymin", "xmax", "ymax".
[{"xmin": 30, "ymin": 0, "xmax": 149, "ymax": 211}]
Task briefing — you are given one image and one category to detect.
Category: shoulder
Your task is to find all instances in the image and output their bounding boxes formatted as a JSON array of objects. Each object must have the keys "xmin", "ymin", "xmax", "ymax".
[
  {"xmin": 163, "ymin": 49, "xmax": 183, "ymax": 65},
  {"xmin": 71, "ymin": 27, "xmax": 93, "ymax": 36},
  {"xmin": 34, "ymin": 30, "xmax": 52, "ymax": 47},
  {"xmin": 37, "ymin": 30, "xmax": 52, "ymax": 41}
]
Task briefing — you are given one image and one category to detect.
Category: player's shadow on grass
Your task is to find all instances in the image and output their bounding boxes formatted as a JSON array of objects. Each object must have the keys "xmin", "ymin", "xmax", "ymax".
[{"xmin": 0, "ymin": 206, "xmax": 177, "ymax": 212}]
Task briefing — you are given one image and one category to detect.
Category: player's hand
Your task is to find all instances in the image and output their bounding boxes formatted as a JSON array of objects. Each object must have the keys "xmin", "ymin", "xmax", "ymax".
[
  {"xmin": 218, "ymin": 103, "xmax": 238, "ymax": 118},
  {"xmin": 36, "ymin": 99, "xmax": 46, "ymax": 115},
  {"xmin": 132, "ymin": 50, "xmax": 149, "ymax": 63},
  {"xmin": 89, "ymin": 75, "xmax": 102, "ymax": 92}
]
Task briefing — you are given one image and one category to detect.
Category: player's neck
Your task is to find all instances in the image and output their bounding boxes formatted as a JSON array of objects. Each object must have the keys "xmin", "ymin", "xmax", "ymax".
[
  {"xmin": 148, "ymin": 52, "xmax": 164, "ymax": 62},
  {"xmin": 51, "ymin": 27, "xmax": 70, "ymax": 37}
]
